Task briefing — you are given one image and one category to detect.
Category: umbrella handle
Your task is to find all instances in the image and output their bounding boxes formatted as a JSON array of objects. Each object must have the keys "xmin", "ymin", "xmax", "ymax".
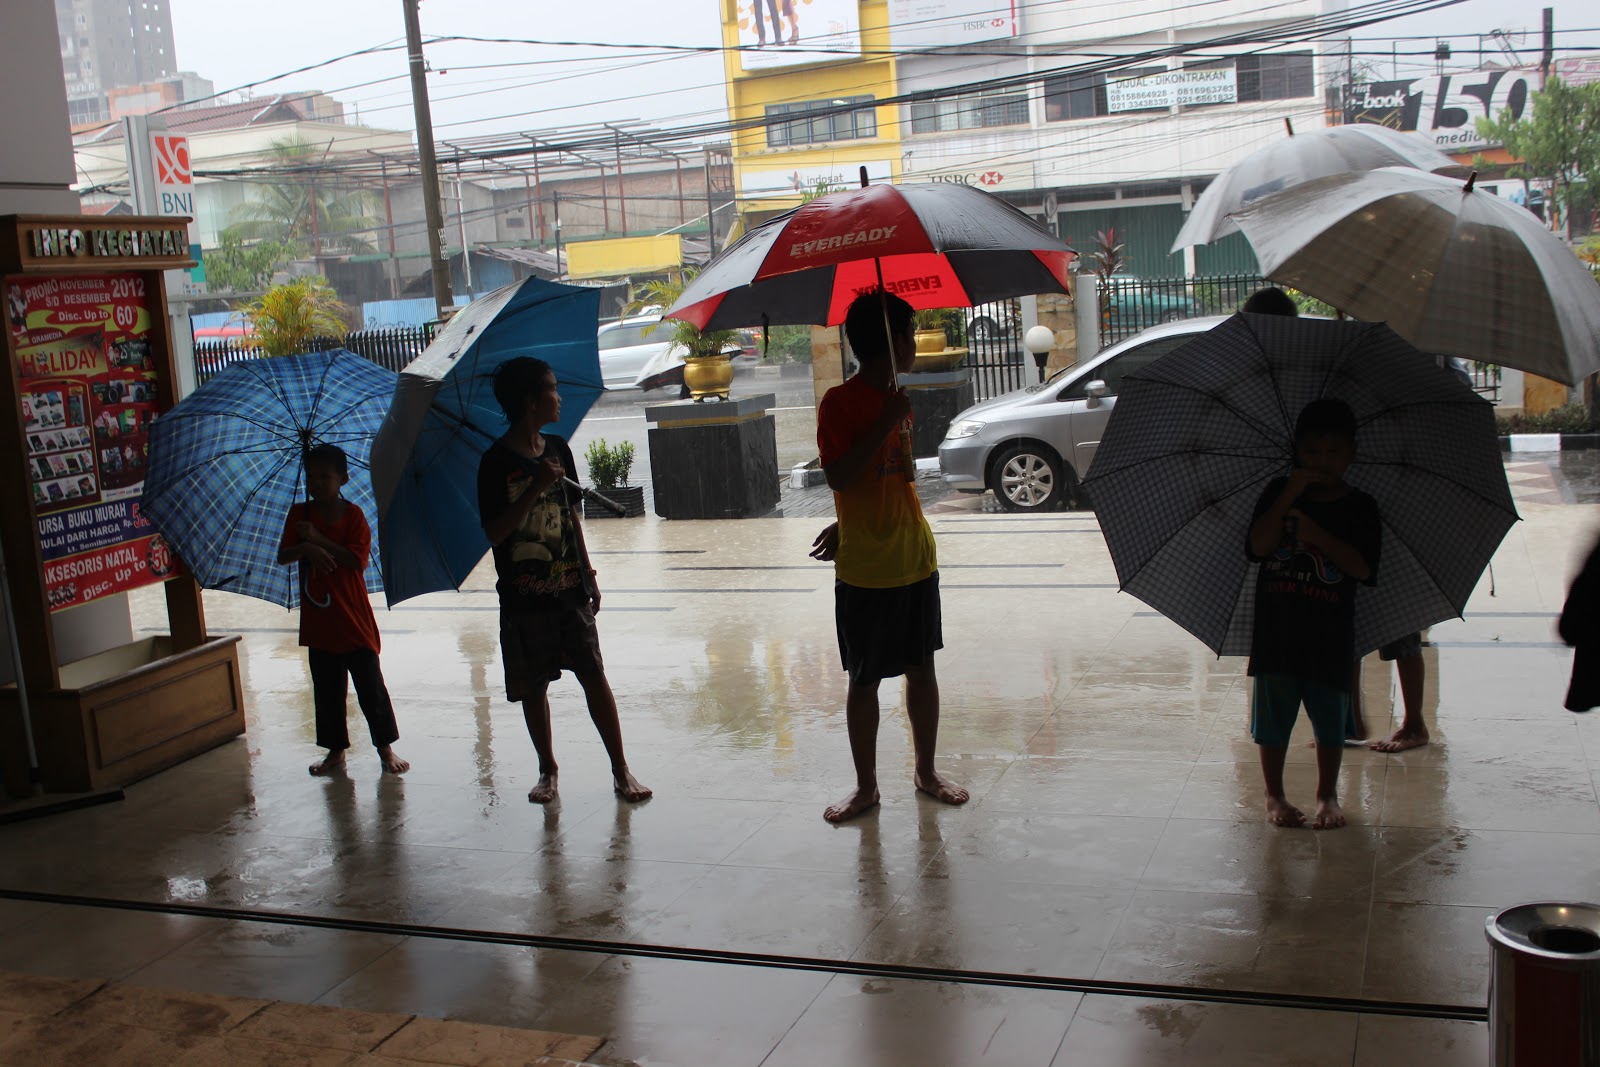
[{"xmin": 564, "ymin": 477, "xmax": 628, "ymax": 517}]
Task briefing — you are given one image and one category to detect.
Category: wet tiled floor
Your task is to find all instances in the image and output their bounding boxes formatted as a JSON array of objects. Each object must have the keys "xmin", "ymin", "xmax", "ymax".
[{"xmin": 0, "ymin": 462, "xmax": 1590, "ymax": 1065}]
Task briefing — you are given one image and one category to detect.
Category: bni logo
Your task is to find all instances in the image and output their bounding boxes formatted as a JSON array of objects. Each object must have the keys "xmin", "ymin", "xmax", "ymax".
[{"xmin": 152, "ymin": 135, "xmax": 191, "ymax": 187}]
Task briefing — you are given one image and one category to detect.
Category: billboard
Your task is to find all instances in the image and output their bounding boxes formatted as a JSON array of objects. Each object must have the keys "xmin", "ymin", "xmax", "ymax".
[
  {"xmin": 5, "ymin": 272, "xmax": 176, "ymax": 611},
  {"xmin": 889, "ymin": 0, "xmax": 1018, "ymax": 49},
  {"xmin": 1107, "ymin": 68, "xmax": 1237, "ymax": 113},
  {"xmin": 739, "ymin": 160, "xmax": 893, "ymax": 197},
  {"xmin": 735, "ymin": 0, "xmax": 861, "ymax": 72},
  {"xmin": 1344, "ymin": 68, "xmax": 1538, "ymax": 152}
]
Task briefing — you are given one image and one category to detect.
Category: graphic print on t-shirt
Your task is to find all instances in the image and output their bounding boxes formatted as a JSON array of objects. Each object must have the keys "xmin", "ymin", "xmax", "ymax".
[{"xmin": 503, "ymin": 471, "xmax": 582, "ymax": 598}]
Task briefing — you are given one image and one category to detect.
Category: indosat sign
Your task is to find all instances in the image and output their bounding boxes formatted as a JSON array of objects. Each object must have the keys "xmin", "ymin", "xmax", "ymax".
[{"xmin": 1344, "ymin": 69, "xmax": 1539, "ymax": 152}]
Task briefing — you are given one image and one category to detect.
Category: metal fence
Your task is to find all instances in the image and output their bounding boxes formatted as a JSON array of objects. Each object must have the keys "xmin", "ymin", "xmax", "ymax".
[
  {"xmin": 1097, "ymin": 273, "xmax": 1268, "ymax": 346},
  {"xmin": 958, "ymin": 300, "xmax": 1031, "ymax": 402},
  {"xmin": 192, "ymin": 324, "xmax": 437, "ymax": 385}
]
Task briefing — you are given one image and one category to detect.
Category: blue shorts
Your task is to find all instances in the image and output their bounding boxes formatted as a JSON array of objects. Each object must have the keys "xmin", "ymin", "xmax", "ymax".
[{"xmin": 1250, "ymin": 674, "xmax": 1350, "ymax": 748}]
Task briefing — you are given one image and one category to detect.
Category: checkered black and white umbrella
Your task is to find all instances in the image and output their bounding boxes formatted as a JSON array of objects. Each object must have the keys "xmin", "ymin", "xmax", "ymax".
[{"xmin": 1081, "ymin": 313, "xmax": 1517, "ymax": 658}]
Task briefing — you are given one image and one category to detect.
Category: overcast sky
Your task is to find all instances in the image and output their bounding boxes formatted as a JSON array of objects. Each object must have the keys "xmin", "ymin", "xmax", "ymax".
[{"xmin": 166, "ymin": 0, "xmax": 1590, "ymax": 143}]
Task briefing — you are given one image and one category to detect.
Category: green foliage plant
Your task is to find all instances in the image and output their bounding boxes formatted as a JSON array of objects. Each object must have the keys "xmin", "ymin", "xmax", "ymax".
[
  {"xmin": 206, "ymin": 231, "xmax": 296, "ymax": 294},
  {"xmin": 239, "ymin": 276, "xmax": 348, "ymax": 357},
  {"xmin": 1496, "ymin": 403, "xmax": 1599, "ymax": 435},
  {"xmin": 1477, "ymin": 78, "xmax": 1600, "ymax": 237},
  {"xmin": 584, "ymin": 438, "xmax": 636, "ymax": 490},
  {"xmin": 624, "ymin": 269, "xmax": 738, "ymax": 359}
]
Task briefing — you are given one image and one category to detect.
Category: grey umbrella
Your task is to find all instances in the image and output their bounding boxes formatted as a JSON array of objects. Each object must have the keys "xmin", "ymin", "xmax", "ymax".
[
  {"xmin": 1082, "ymin": 313, "xmax": 1517, "ymax": 658},
  {"xmin": 1173, "ymin": 122, "xmax": 1464, "ymax": 252}
]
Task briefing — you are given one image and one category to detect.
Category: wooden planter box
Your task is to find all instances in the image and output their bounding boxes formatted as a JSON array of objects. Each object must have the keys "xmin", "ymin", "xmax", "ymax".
[
  {"xmin": 0, "ymin": 634, "xmax": 244, "ymax": 796},
  {"xmin": 584, "ymin": 484, "xmax": 645, "ymax": 519}
]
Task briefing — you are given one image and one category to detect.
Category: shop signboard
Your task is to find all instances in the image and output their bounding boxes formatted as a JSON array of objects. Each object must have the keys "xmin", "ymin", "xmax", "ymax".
[
  {"xmin": 1343, "ymin": 68, "xmax": 1539, "ymax": 152},
  {"xmin": 5, "ymin": 271, "xmax": 176, "ymax": 610},
  {"xmin": 735, "ymin": 0, "xmax": 860, "ymax": 72},
  {"xmin": 1107, "ymin": 68, "xmax": 1237, "ymax": 113},
  {"xmin": 888, "ymin": 0, "xmax": 1018, "ymax": 49}
]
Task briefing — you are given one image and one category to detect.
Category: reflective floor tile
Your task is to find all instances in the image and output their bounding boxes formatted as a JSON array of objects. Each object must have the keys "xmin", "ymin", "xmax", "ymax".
[
  {"xmin": 125, "ymin": 920, "xmax": 401, "ymax": 1005},
  {"xmin": 1352, "ymin": 1015, "xmax": 1488, "ymax": 1067},
  {"xmin": 1139, "ymin": 820, "xmax": 1379, "ymax": 900},
  {"xmin": 1052, "ymin": 994, "xmax": 1359, "ymax": 1066},
  {"xmin": 764, "ymin": 975, "xmax": 1080, "ymax": 1067},
  {"xmin": 1361, "ymin": 902, "xmax": 1494, "ymax": 1006}
]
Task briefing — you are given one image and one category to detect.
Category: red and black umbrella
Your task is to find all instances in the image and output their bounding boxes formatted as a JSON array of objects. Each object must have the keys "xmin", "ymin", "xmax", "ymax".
[{"xmin": 666, "ymin": 182, "xmax": 1074, "ymax": 331}]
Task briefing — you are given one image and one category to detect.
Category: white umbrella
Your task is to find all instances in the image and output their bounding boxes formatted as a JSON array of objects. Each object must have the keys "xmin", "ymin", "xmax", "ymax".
[
  {"xmin": 1229, "ymin": 167, "xmax": 1600, "ymax": 385},
  {"xmin": 1172, "ymin": 123, "xmax": 1464, "ymax": 252}
]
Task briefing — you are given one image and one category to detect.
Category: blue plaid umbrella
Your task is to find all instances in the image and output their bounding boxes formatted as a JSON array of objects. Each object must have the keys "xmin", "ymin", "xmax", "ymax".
[
  {"xmin": 371, "ymin": 276, "xmax": 603, "ymax": 606},
  {"xmin": 142, "ymin": 349, "xmax": 398, "ymax": 608}
]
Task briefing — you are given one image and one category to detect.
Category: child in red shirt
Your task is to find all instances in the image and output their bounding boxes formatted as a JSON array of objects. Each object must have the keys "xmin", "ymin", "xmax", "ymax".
[{"xmin": 277, "ymin": 444, "xmax": 409, "ymax": 776}]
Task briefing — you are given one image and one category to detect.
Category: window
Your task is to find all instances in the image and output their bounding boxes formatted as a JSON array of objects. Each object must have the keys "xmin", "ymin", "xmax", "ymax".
[
  {"xmin": 765, "ymin": 96, "xmax": 876, "ymax": 148},
  {"xmin": 1043, "ymin": 67, "xmax": 1164, "ymax": 122},
  {"xmin": 1059, "ymin": 335, "xmax": 1193, "ymax": 399},
  {"xmin": 910, "ymin": 88, "xmax": 1028, "ymax": 134},
  {"xmin": 599, "ymin": 323, "xmax": 657, "ymax": 350},
  {"xmin": 1235, "ymin": 52, "xmax": 1314, "ymax": 101}
]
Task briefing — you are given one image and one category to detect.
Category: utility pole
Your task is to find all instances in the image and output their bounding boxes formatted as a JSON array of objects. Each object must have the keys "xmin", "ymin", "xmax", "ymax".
[
  {"xmin": 1541, "ymin": 8, "xmax": 1554, "ymax": 82},
  {"xmin": 704, "ymin": 147, "xmax": 718, "ymax": 257},
  {"xmin": 403, "ymin": 0, "xmax": 454, "ymax": 318}
]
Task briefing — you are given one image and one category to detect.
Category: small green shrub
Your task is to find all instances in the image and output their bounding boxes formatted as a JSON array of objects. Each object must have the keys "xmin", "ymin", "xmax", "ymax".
[
  {"xmin": 1496, "ymin": 404, "xmax": 1599, "ymax": 435},
  {"xmin": 760, "ymin": 324, "xmax": 814, "ymax": 364},
  {"xmin": 584, "ymin": 438, "xmax": 636, "ymax": 490}
]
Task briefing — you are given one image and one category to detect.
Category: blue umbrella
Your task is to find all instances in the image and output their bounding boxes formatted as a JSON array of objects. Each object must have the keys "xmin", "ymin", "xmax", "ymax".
[
  {"xmin": 141, "ymin": 349, "xmax": 398, "ymax": 608},
  {"xmin": 371, "ymin": 276, "xmax": 603, "ymax": 607}
]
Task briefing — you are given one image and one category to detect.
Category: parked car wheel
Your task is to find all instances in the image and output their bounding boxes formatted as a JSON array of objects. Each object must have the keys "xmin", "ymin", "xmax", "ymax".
[
  {"xmin": 969, "ymin": 315, "xmax": 1002, "ymax": 343},
  {"xmin": 991, "ymin": 443, "xmax": 1068, "ymax": 511}
]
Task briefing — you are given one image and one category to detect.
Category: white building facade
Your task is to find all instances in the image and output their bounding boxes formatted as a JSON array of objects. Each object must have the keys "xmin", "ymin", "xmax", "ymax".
[{"xmin": 892, "ymin": 0, "xmax": 1348, "ymax": 277}]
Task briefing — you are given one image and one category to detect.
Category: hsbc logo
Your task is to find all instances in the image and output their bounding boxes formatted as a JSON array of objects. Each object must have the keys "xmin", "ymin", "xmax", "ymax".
[{"xmin": 930, "ymin": 171, "xmax": 1005, "ymax": 187}]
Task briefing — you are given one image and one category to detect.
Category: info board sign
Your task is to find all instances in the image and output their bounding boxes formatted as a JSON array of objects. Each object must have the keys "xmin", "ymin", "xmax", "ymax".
[{"xmin": 4, "ymin": 271, "xmax": 177, "ymax": 610}]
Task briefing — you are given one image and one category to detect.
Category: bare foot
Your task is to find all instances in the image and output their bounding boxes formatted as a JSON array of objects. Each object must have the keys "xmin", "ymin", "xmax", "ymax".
[
  {"xmin": 1370, "ymin": 727, "xmax": 1430, "ymax": 753},
  {"xmin": 914, "ymin": 770, "xmax": 970, "ymax": 807},
  {"xmin": 309, "ymin": 751, "xmax": 346, "ymax": 777},
  {"xmin": 1312, "ymin": 797, "xmax": 1347, "ymax": 829},
  {"xmin": 824, "ymin": 786, "xmax": 880, "ymax": 823},
  {"xmin": 613, "ymin": 769, "xmax": 653, "ymax": 802},
  {"xmin": 1265, "ymin": 793, "xmax": 1305, "ymax": 827},
  {"xmin": 528, "ymin": 772, "xmax": 559, "ymax": 804},
  {"xmin": 378, "ymin": 747, "xmax": 410, "ymax": 774}
]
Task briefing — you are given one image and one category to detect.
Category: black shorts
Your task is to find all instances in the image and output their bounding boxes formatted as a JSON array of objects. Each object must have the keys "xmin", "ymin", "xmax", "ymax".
[
  {"xmin": 500, "ymin": 603, "xmax": 604, "ymax": 701},
  {"xmin": 835, "ymin": 572, "xmax": 943, "ymax": 684}
]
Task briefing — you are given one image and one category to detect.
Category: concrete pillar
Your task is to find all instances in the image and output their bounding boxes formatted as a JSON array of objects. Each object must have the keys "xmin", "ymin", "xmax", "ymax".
[{"xmin": 0, "ymin": 0, "xmax": 135, "ymax": 683}]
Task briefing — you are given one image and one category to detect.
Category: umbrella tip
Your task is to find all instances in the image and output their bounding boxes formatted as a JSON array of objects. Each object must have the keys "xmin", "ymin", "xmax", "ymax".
[
  {"xmin": 1464, "ymin": 170, "xmax": 1478, "ymax": 193},
  {"xmin": 1283, "ymin": 116, "xmax": 1294, "ymax": 137},
  {"xmin": 859, "ymin": 165, "xmax": 869, "ymax": 188}
]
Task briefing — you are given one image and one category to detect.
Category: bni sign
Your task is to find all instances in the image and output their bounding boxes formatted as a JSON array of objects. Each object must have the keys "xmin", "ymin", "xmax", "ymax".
[{"xmin": 150, "ymin": 133, "xmax": 193, "ymax": 217}]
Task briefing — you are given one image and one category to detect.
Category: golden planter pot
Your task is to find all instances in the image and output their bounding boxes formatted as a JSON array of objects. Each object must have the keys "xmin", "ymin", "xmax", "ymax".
[
  {"xmin": 683, "ymin": 354, "xmax": 734, "ymax": 400},
  {"xmin": 914, "ymin": 329, "xmax": 949, "ymax": 354},
  {"xmin": 912, "ymin": 346, "xmax": 969, "ymax": 373}
]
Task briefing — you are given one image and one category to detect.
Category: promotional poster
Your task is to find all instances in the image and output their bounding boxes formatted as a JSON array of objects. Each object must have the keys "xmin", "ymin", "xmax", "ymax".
[{"xmin": 5, "ymin": 271, "xmax": 175, "ymax": 610}]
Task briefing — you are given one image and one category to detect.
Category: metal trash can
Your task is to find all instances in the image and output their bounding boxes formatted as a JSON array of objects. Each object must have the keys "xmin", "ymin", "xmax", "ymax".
[{"xmin": 1486, "ymin": 902, "xmax": 1600, "ymax": 1065}]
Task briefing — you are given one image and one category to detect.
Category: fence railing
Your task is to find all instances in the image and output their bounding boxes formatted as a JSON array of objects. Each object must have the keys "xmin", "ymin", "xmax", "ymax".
[
  {"xmin": 1097, "ymin": 274, "xmax": 1268, "ymax": 346},
  {"xmin": 192, "ymin": 324, "xmax": 438, "ymax": 385}
]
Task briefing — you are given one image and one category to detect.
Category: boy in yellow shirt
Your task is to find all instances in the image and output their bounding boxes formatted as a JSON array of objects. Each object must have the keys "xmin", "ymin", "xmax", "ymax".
[{"xmin": 812, "ymin": 291, "xmax": 968, "ymax": 823}]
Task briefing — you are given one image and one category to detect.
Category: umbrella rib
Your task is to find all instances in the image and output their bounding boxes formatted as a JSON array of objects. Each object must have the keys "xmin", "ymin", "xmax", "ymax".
[
  {"xmin": 1123, "ymin": 374, "xmax": 1295, "ymax": 451},
  {"xmin": 1088, "ymin": 446, "xmax": 1286, "ymax": 485},
  {"xmin": 1355, "ymin": 457, "xmax": 1518, "ymax": 513},
  {"xmin": 1108, "ymin": 462, "xmax": 1284, "ymax": 591}
]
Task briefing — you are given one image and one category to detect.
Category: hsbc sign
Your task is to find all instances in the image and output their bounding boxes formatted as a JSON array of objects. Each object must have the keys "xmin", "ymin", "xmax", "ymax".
[{"xmin": 921, "ymin": 162, "xmax": 1034, "ymax": 191}]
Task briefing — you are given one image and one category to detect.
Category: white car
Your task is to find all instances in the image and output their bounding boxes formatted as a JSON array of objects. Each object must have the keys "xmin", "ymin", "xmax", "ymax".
[{"xmin": 597, "ymin": 315, "xmax": 684, "ymax": 391}]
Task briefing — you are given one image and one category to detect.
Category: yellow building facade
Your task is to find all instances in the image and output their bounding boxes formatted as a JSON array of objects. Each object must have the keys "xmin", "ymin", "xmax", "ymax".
[{"xmin": 720, "ymin": 0, "xmax": 901, "ymax": 227}]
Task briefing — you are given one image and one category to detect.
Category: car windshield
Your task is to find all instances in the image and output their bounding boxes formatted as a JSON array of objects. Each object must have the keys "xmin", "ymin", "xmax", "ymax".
[{"xmin": 598, "ymin": 323, "xmax": 657, "ymax": 350}]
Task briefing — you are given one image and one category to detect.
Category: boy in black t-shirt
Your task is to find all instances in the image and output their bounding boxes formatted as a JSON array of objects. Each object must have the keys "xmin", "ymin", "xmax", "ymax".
[
  {"xmin": 477, "ymin": 356, "xmax": 651, "ymax": 805},
  {"xmin": 1246, "ymin": 399, "xmax": 1381, "ymax": 829}
]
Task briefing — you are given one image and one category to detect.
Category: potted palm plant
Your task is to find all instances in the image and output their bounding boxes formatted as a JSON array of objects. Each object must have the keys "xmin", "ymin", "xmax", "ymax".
[
  {"xmin": 909, "ymin": 306, "xmax": 966, "ymax": 371},
  {"xmin": 583, "ymin": 438, "xmax": 644, "ymax": 518},
  {"xmin": 625, "ymin": 269, "xmax": 739, "ymax": 401}
]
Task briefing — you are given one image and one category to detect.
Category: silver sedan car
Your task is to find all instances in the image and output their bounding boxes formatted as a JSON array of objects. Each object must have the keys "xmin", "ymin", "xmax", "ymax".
[{"xmin": 938, "ymin": 316, "xmax": 1227, "ymax": 511}]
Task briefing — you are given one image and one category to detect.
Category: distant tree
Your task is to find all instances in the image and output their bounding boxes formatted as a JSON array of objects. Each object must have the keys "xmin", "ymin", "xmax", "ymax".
[
  {"xmin": 204, "ymin": 230, "xmax": 295, "ymax": 294},
  {"xmin": 1477, "ymin": 78, "xmax": 1600, "ymax": 237},
  {"xmin": 227, "ymin": 139, "xmax": 382, "ymax": 256},
  {"xmin": 239, "ymin": 276, "xmax": 347, "ymax": 357}
]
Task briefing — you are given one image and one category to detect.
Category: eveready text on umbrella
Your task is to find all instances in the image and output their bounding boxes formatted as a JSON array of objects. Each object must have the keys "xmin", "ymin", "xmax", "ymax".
[{"xmin": 790, "ymin": 226, "xmax": 898, "ymax": 257}]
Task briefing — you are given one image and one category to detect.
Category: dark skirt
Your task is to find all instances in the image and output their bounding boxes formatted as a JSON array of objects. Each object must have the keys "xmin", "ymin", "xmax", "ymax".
[{"xmin": 835, "ymin": 572, "xmax": 943, "ymax": 684}]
